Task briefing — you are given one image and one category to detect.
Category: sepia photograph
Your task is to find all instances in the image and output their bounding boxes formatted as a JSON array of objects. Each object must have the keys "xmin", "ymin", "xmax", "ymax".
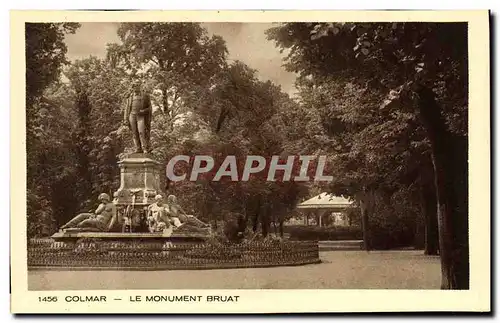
[{"xmin": 10, "ymin": 10, "xmax": 490, "ymax": 313}]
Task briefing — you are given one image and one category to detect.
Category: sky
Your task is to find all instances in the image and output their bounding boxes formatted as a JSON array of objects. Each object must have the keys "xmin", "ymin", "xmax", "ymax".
[{"xmin": 63, "ymin": 22, "xmax": 298, "ymax": 95}]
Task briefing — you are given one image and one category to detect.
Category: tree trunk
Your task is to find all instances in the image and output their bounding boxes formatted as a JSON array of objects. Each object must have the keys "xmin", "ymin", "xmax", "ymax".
[
  {"xmin": 261, "ymin": 214, "xmax": 269, "ymax": 238},
  {"xmin": 419, "ymin": 157, "xmax": 440, "ymax": 255},
  {"xmin": 359, "ymin": 193, "xmax": 371, "ymax": 251},
  {"xmin": 279, "ymin": 219, "xmax": 284, "ymax": 237},
  {"xmin": 251, "ymin": 213, "xmax": 258, "ymax": 233},
  {"xmin": 74, "ymin": 91, "xmax": 93, "ymax": 208},
  {"xmin": 421, "ymin": 181, "xmax": 439, "ymax": 255},
  {"xmin": 161, "ymin": 86, "xmax": 174, "ymax": 130},
  {"xmin": 261, "ymin": 204, "xmax": 270, "ymax": 238},
  {"xmin": 251, "ymin": 198, "xmax": 260, "ymax": 233},
  {"xmin": 215, "ymin": 108, "xmax": 229, "ymax": 134},
  {"xmin": 417, "ymin": 86, "xmax": 469, "ymax": 289}
]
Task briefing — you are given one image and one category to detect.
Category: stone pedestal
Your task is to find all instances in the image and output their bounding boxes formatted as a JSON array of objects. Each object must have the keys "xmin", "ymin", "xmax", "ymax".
[
  {"xmin": 113, "ymin": 153, "xmax": 164, "ymax": 206},
  {"xmin": 112, "ymin": 153, "xmax": 165, "ymax": 232},
  {"xmin": 51, "ymin": 152, "xmax": 212, "ymax": 240}
]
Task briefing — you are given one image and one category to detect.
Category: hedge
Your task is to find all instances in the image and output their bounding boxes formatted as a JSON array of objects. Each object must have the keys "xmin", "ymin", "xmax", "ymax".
[
  {"xmin": 285, "ymin": 224, "xmax": 418, "ymax": 250},
  {"xmin": 27, "ymin": 239, "xmax": 320, "ymax": 270},
  {"xmin": 285, "ymin": 225, "xmax": 363, "ymax": 241}
]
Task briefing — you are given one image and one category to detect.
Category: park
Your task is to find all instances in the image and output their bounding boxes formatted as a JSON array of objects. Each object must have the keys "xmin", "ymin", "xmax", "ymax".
[{"xmin": 26, "ymin": 21, "xmax": 468, "ymax": 290}]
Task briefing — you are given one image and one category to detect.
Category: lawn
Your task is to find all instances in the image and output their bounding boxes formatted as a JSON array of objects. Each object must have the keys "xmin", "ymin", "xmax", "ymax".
[{"xmin": 28, "ymin": 250, "xmax": 440, "ymax": 290}]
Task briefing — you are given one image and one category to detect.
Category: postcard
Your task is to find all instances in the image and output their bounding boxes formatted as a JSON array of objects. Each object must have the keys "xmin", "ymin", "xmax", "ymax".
[{"xmin": 11, "ymin": 9, "xmax": 490, "ymax": 313}]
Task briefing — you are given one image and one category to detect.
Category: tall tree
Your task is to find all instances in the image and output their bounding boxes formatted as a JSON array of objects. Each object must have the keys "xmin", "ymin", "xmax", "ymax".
[
  {"xmin": 25, "ymin": 23, "xmax": 80, "ymax": 102},
  {"xmin": 160, "ymin": 61, "xmax": 309, "ymax": 237},
  {"xmin": 25, "ymin": 23, "xmax": 80, "ymax": 237},
  {"xmin": 65, "ymin": 57, "xmax": 130, "ymax": 204},
  {"xmin": 267, "ymin": 22, "xmax": 468, "ymax": 289},
  {"xmin": 109, "ymin": 23, "xmax": 228, "ymax": 127}
]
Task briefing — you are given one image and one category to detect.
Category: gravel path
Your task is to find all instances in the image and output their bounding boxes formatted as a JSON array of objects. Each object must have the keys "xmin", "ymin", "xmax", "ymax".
[{"xmin": 28, "ymin": 250, "xmax": 441, "ymax": 290}]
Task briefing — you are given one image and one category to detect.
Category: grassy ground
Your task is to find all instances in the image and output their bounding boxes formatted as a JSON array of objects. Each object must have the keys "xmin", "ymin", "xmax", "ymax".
[{"xmin": 28, "ymin": 250, "xmax": 441, "ymax": 290}]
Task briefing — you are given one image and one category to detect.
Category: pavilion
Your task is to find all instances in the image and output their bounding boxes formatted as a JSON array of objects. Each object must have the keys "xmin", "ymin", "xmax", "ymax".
[{"xmin": 296, "ymin": 192, "xmax": 354, "ymax": 227}]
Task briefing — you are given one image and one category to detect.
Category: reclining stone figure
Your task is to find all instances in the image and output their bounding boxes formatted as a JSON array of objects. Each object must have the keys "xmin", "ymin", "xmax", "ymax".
[
  {"xmin": 60, "ymin": 193, "xmax": 116, "ymax": 232},
  {"xmin": 166, "ymin": 194, "xmax": 210, "ymax": 229}
]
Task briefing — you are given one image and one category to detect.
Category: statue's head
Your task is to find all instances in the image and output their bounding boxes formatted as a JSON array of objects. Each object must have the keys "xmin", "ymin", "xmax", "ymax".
[
  {"xmin": 131, "ymin": 80, "xmax": 143, "ymax": 93},
  {"xmin": 167, "ymin": 195, "xmax": 177, "ymax": 204},
  {"xmin": 98, "ymin": 193, "xmax": 111, "ymax": 203},
  {"xmin": 155, "ymin": 194, "xmax": 163, "ymax": 205}
]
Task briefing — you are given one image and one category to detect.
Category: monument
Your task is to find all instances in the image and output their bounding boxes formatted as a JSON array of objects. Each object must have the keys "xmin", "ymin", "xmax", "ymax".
[
  {"xmin": 112, "ymin": 152, "xmax": 164, "ymax": 233},
  {"xmin": 124, "ymin": 81, "xmax": 152, "ymax": 154},
  {"xmin": 52, "ymin": 81, "xmax": 211, "ymax": 242}
]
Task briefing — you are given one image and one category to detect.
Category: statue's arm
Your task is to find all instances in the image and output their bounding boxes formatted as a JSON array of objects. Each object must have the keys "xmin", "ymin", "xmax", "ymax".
[
  {"xmin": 178, "ymin": 204, "xmax": 189, "ymax": 216},
  {"xmin": 94, "ymin": 203, "xmax": 105, "ymax": 215},
  {"xmin": 146, "ymin": 93, "xmax": 152, "ymax": 111},
  {"xmin": 141, "ymin": 93, "xmax": 152, "ymax": 115}
]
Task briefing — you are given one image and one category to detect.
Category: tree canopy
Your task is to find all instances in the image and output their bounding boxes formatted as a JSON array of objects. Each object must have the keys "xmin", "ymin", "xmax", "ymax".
[
  {"xmin": 26, "ymin": 22, "xmax": 308, "ymax": 240},
  {"xmin": 266, "ymin": 22, "xmax": 468, "ymax": 289},
  {"xmin": 25, "ymin": 21, "xmax": 470, "ymax": 289}
]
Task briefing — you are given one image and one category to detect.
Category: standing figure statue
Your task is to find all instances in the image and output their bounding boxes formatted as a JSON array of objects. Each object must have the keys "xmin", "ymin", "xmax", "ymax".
[
  {"xmin": 124, "ymin": 81, "xmax": 153, "ymax": 154},
  {"xmin": 60, "ymin": 193, "xmax": 117, "ymax": 232}
]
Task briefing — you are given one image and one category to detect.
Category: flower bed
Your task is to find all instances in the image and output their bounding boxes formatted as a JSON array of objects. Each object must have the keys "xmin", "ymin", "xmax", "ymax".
[{"xmin": 27, "ymin": 238, "xmax": 320, "ymax": 270}]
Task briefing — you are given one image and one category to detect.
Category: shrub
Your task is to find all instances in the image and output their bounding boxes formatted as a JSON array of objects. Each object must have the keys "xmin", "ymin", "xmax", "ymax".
[
  {"xmin": 369, "ymin": 212, "xmax": 416, "ymax": 250},
  {"xmin": 286, "ymin": 225, "xmax": 362, "ymax": 241},
  {"xmin": 222, "ymin": 213, "xmax": 246, "ymax": 243}
]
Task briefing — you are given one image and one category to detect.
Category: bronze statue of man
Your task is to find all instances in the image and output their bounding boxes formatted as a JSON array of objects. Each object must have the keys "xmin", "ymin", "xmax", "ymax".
[{"xmin": 124, "ymin": 81, "xmax": 153, "ymax": 154}]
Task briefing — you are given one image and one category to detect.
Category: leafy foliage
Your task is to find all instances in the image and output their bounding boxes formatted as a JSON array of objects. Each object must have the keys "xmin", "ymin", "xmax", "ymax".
[
  {"xmin": 26, "ymin": 23, "xmax": 308, "ymax": 239},
  {"xmin": 266, "ymin": 21, "xmax": 466, "ymax": 226},
  {"xmin": 267, "ymin": 22, "xmax": 468, "ymax": 288},
  {"xmin": 110, "ymin": 23, "xmax": 228, "ymax": 126},
  {"xmin": 26, "ymin": 23, "xmax": 81, "ymax": 237},
  {"xmin": 26, "ymin": 23, "xmax": 80, "ymax": 100}
]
